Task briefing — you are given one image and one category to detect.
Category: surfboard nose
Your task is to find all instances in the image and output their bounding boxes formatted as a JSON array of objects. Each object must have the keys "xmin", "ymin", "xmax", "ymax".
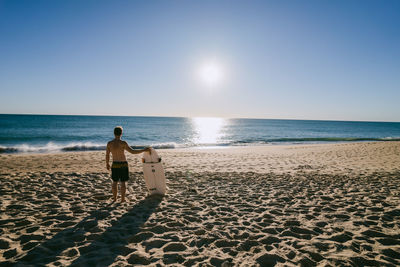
[{"xmin": 142, "ymin": 148, "xmax": 161, "ymax": 163}]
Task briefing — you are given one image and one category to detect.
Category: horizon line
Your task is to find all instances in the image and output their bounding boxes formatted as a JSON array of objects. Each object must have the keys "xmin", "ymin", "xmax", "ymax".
[{"xmin": 1, "ymin": 112, "xmax": 399, "ymax": 123}]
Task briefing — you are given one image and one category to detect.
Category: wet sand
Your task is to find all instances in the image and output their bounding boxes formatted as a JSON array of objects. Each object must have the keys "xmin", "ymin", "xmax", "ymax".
[{"xmin": 0, "ymin": 142, "xmax": 400, "ymax": 266}]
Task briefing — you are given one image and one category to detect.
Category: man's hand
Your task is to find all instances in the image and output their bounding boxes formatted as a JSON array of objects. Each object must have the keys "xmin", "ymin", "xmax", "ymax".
[
  {"xmin": 106, "ymin": 163, "xmax": 110, "ymax": 171},
  {"xmin": 145, "ymin": 147, "xmax": 151, "ymax": 154}
]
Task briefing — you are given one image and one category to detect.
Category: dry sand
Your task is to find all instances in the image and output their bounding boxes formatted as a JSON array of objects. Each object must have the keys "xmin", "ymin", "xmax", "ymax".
[{"xmin": 0, "ymin": 141, "xmax": 399, "ymax": 266}]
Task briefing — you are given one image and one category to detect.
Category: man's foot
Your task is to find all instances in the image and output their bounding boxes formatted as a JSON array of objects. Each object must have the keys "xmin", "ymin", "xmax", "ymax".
[{"xmin": 112, "ymin": 198, "xmax": 117, "ymax": 203}]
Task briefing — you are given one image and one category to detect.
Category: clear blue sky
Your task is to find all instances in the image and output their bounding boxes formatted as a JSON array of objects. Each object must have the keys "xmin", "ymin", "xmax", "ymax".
[{"xmin": 1, "ymin": 0, "xmax": 399, "ymax": 121}]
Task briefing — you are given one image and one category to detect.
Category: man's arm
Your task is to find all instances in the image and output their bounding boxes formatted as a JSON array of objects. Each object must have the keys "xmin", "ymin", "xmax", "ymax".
[
  {"xmin": 124, "ymin": 142, "xmax": 151, "ymax": 154},
  {"xmin": 106, "ymin": 143, "xmax": 111, "ymax": 170}
]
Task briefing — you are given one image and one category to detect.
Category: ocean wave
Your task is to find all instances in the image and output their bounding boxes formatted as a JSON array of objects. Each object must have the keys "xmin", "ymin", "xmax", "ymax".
[
  {"xmin": 0, "ymin": 142, "xmax": 181, "ymax": 154},
  {"xmin": 0, "ymin": 142, "xmax": 105, "ymax": 154},
  {"xmin": 150, "ymin": 142, "xmax": 181, "ymax": 149},
  {"xmin": 0, "ymin": 146, "xmax": 19, "ymax": 153},
  {"xmin": 278, "ymin": 137, "xmax": 400, "ymax": 142},
  {"xmin": 231, "ymin": 137, "xmax": 400, "ymax": 144},
  {"xmin": 62, "ymin": 144, "xmax": 106, "ymax": 151},
  {"xmin": 1, "ymin": 137, "xmax": 399, "ymax": 154},
  {"xmin": 381, "ymin": 136, "xmax": 400, "ymax": 140}
]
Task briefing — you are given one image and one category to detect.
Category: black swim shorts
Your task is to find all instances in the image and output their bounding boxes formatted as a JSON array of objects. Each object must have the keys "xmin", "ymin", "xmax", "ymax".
[{"xmin": 111, "ymin": 161, "xmax": 129, "ymax": 182}]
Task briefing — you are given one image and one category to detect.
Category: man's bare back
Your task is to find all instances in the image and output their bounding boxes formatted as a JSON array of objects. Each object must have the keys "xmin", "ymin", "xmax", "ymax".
[{"xmin": 107, "ymin": 139, "xmax": 131, "ymax": 162}]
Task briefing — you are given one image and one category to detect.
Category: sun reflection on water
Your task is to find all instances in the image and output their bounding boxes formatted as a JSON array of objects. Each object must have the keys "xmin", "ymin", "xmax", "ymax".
[{"xmin": 191, "ymin": 117, "xmax": 227, "ymax": 146}]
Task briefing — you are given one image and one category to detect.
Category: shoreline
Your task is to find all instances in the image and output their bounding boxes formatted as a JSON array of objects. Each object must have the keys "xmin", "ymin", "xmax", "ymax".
[
  {"xmin": 1, "ymin": 139, "xmax": 400, "ymax": 155},
  {"xmin": 1, "ymin": 141, "xmax": 399, "ymax": 175}
]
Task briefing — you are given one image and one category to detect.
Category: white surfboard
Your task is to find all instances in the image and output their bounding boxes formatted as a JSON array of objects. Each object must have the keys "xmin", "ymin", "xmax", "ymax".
[{"xmin": 142, "ymin": 148, "xmax": 166, "ymax": 196}]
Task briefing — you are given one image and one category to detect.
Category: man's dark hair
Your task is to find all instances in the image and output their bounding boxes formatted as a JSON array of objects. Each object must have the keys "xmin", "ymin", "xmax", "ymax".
[{"xmin": 114, "ymin": 126, "xmax": 123, "ymax": 136}]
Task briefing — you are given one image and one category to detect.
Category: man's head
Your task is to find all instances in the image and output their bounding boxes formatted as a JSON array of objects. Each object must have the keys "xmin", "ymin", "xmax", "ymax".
[{"xmin": 114, "ymin": 126, "xmax": 123, "ymax": 137}]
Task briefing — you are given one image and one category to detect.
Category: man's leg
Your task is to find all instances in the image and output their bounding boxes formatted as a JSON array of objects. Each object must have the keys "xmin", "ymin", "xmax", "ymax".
[
  {"xmin": 121, "ymin": 182, "xmax": 126, "ymax": 203},
  {"xmin": 112, "ymin": 181, "xmax": 118, "ymax": 202}
]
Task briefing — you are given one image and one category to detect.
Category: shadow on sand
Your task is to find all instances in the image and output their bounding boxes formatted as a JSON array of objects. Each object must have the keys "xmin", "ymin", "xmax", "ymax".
[{"xmin": 17, "ymin": 196, "xmax": 162, "ymax": 266}]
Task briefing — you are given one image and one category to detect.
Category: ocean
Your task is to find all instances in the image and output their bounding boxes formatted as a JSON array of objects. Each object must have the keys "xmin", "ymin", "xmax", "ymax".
[{"xmin": 1, "ymin": 114, "xmax": 400, "ymax": 153}]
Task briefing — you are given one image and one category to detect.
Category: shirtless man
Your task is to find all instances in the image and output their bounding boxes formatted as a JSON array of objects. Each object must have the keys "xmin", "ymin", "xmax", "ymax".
[{"xmin": 106, "ymin": 126, "xmax": 150, "ymax": 203}]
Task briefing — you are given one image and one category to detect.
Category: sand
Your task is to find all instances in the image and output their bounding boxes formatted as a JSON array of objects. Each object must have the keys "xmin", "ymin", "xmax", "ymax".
[{"xmin": 0, "ymin": 141, "xmax": 399, "ymax": 266}]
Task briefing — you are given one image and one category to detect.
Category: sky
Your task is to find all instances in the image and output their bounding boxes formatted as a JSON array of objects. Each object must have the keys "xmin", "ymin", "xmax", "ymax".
[{"xmin": 0, "ymin": 0, "xmax": 399, "ymax": 122}]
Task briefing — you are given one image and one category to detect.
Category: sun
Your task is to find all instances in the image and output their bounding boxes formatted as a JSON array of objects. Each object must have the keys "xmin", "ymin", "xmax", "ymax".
[{"xmin": 197, "ymin": 61, "xmax": 225, "ymax": 88}]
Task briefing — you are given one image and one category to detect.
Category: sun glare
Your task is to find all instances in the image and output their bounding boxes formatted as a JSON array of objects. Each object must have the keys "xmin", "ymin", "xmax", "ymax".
[
  {"xmin": 197, "ymin": 61, "xmax": 225, "ymax": 88},
  {"xmin": 191, "ymin": 117, "xmax": 227, "ymax": 145}
]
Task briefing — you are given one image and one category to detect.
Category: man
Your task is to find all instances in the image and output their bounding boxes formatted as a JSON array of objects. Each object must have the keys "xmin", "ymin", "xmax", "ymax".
[{"xmin": 106, "ymin": 126, "xmax": 150, "ymax": 203}]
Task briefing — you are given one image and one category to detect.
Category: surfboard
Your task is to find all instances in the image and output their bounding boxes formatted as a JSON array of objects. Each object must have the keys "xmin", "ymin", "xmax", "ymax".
[{"xmin": 142, "ymin": 148, "xmax": 166, "ymax": 196}]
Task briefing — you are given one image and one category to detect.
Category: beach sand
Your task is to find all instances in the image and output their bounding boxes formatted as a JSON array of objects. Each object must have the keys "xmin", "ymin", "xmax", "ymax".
[{"xmin": 0, "ymin": 142, "xmax": 399, "ymax": 266}]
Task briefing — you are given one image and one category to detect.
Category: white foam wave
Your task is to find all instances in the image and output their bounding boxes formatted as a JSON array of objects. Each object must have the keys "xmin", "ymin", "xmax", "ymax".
[
  {"xmin": 381, "ymin": 136, "xmax": 400, "ymax": 140},
  {"xmin": 0, "ymin": 142, "xmax": 106, "ymax": 153},
  {"xmin": 149, "ymin": 142, "xmax": 182, "ymax": 149}
]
